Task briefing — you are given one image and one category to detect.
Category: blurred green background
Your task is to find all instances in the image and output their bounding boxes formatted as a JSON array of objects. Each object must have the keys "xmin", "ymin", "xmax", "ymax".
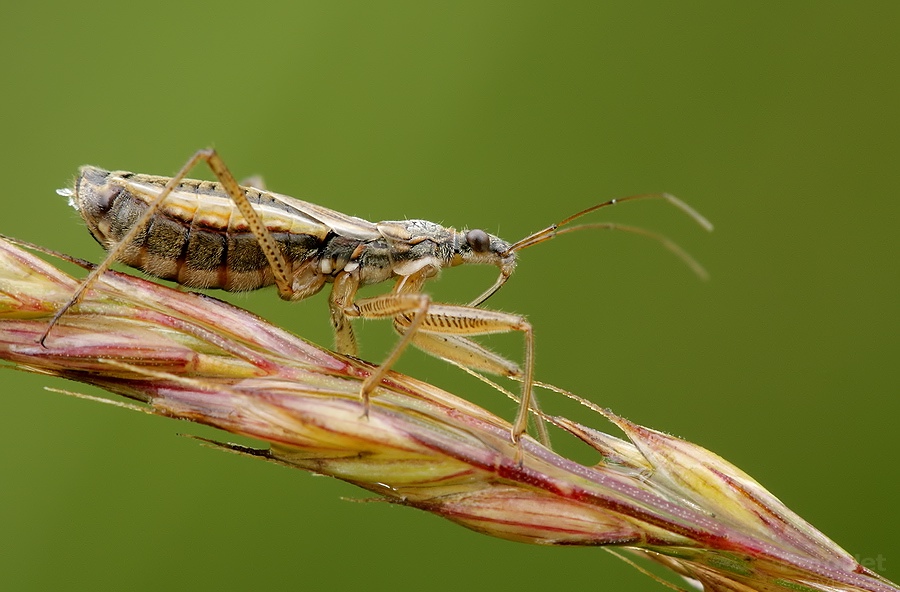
[{"xmin": 1, "ymin": 2, "xmax": 897, "ymax": 590}]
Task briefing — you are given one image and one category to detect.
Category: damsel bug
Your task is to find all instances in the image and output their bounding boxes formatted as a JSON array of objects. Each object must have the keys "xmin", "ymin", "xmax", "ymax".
[{"xmin": 47, "ymin": 149, "xmax": 712, "ymax": 445}]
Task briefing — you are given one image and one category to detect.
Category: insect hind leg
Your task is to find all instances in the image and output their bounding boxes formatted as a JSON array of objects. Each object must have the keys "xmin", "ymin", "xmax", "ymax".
[{"xmin": 42, "ymin": 149, "xmax": 295, "ymax": 345}]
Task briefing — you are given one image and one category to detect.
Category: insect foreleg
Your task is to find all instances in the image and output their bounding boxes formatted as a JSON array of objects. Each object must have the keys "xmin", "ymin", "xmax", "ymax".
[
  {"xmin": 343, "ymin": 289, "xmax": 433, "ymax": 406},
  {"xmin": 337, "ymin": 265, "xmax": 545, "ymax": 445},
  {"xmin": 394, "ymin": 303, "xmax": 539, "ymax": 445},
  {"xmin": 413, "ymin": 325, "xmax": 549, "ymax": 448},
  {"xmin": 405, "ymin": 331, "xmax": 522, "ymax": 378}
]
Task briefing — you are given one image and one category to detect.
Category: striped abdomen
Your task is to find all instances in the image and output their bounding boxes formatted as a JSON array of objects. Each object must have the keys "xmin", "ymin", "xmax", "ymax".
[{"xmin": 73, "ymin": 166, "xmax": 326, "ymax": 292}]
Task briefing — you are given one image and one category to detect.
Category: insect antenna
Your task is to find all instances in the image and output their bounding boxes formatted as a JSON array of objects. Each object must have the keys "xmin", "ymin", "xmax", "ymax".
[{"xmin": 469, "ymin": 193, "xmax": 713, "ymax": 307}]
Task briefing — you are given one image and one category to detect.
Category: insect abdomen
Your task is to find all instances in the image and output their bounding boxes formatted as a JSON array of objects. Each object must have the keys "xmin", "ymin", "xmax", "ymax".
[{"xmin": 74, "ymin": 167, "xmax": 322, "ymax": 292}]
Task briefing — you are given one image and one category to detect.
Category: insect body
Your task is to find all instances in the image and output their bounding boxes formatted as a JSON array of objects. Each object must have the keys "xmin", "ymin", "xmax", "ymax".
[
  {"xmin": 50, "ymin": 149, "xmax": 712, "ymax": 446},
  {"xmin": 72, "ymin": 166, "xmax": 509, "ymax": 301}
]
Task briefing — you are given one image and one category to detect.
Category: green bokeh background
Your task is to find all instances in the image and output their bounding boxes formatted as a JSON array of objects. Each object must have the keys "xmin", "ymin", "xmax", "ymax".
[{"xmin": 1, "ymin": 2, "xmax": 897, "ymax": 590}]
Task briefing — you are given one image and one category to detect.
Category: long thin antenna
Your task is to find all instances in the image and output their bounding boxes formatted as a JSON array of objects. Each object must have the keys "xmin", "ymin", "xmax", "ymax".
[
  {"xmin": 509, "ymin": 193, "xmax": 712, "ymax": 253},
  {"xmin": 469, "ymin": 193, "xmax": 712, "ymax": 307},
  {"xmin": 555, "ymin": 222, "xmax": 709, "ymax": 280}
]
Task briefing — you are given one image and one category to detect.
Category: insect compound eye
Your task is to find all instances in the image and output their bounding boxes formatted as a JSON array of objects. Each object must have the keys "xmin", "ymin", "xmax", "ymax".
[{"xmin": 465, "ymin": 229, "xmax": 491, "ymax": 253}]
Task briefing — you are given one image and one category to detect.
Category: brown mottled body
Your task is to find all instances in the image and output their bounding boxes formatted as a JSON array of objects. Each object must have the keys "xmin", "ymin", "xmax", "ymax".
[
  {"xmin": 76, "ymin": 168, "xmax": 322, "ymax": 292},
  {"xmin": 73, "ymin": 166, "xmax": 508, "ymax": 299}
]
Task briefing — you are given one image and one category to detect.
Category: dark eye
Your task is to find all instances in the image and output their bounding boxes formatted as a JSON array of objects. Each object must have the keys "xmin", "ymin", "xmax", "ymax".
[{"xmin": 466, "ymin": 229, "xmax": 491, "ymax": 253}]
